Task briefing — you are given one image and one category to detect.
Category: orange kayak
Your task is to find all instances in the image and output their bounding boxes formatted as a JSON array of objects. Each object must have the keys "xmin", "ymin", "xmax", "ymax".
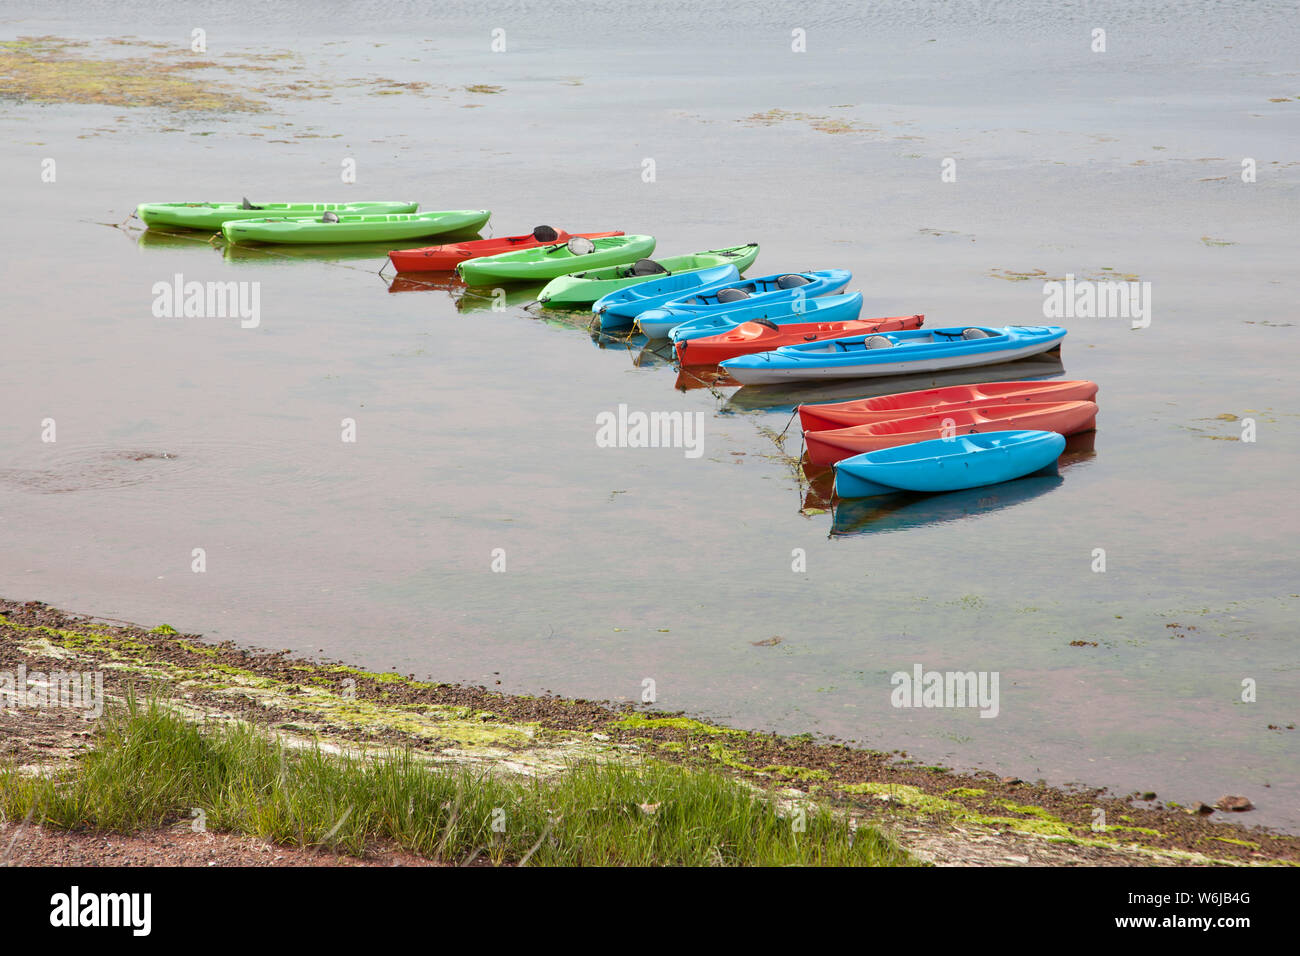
[
  {"xmin": 388, "ymin": 228, "xmax": 624, "ymax": 272},
  {"xmin": 799, "ymin": 380, "xmax": 1098, "ymax": 432},
  {"xmin": 804, "ymin": 401, "xmax": 1098, "ymax": 466},
  {"xmin": 675, "ymin": 314, "xmax": 924, "ymax": 366}
]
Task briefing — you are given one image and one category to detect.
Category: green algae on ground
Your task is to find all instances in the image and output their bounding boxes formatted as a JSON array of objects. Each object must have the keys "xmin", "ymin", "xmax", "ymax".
[
  {"xmin": 611, "ymin": 714, "xmax": 746, "ymax": 736},
  {"xmin": 175, "ymin": 640, "xmax": 218, "ymax": 657},
  {"xmin": 321, "ymin": 664, "xmax": 440, "ymax": 688},
  {"xmin": 844, "ymin": 783, "xmax": 1174, "ymax": 847},
  {"xmin": 0, "ymin": 37, "xmax": 263, "ymax": 112},
  {"xmin": 1213, "ymin": 836, "xmax": 1261, "ymax": 849},
  {"xmin": 0, "ymin": 615, "xmax": 152, "ymax": 655},
  {"xmin": 1, "ymin": 614, "xmax": 551, "ymax": 755},
  {"xmin": 702, "ymin": 742, "xmax": 830, "ymax": 782},
  {"xmin": 840, "ymin": 782, "xmax": 1074, "ymax": 837}
]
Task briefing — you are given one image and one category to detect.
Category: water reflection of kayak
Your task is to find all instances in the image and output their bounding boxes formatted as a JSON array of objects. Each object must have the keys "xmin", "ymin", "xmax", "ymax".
[
  {"xmin": 135, "ymin": 228, "xmax": 220, "ymax": 251},
  {"xmin": 830, "ymin": 472, "xmax": 1065, "ymax": 536},
  {"xmin": 450, "ymin": 285, "xmax": 543, "ymax": 313},
  {"xmin": 221, "ymin": 240, "xmax": 397, "ymax": 264},
  {"xmin": 386, "ymin": 273, "xmax": 459, "ymax": 294}
]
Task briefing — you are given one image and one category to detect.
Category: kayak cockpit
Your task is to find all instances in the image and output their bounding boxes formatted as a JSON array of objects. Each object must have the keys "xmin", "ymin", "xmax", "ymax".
[{"xmin": 825, "ymin": 328, "xmax": 1008, "ymax": 352}]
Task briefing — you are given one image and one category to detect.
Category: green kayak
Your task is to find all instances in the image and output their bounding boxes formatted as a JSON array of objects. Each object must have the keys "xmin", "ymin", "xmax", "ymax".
[
  {"xmin": 137, "ymin": 200, "xmax": 419, "ymax": 230},
  {"xmin": 537, "ymin": 243, "xmax": 760, "ymax": 307},
  {"xmin": 222, "ymin": 209, "xmax": 491, "ymax": 245},
  {"xmin": 457, "ymin": 234, "xmax": 656, "ymax": 285}
]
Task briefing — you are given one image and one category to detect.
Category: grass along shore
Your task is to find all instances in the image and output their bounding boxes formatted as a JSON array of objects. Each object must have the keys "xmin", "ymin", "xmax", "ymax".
[
  {"xmin": 2, "ymin": 695, "xmax": 903, "ymax": 866},
  {"xmin": 2, "ymin": 598, "xmax": 1296, "ymax": 866}
]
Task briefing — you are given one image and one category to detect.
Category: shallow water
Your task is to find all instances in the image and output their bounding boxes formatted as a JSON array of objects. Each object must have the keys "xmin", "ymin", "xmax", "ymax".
[{"xmin": 2, "ymin": 2, "xmax": 1298, "ymax": 828}]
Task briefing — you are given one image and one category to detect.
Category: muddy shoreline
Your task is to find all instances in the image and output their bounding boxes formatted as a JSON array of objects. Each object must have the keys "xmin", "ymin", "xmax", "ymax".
[{"xmin": 1, "ymin": 597, "xmax": 1293, "ymax": 866}]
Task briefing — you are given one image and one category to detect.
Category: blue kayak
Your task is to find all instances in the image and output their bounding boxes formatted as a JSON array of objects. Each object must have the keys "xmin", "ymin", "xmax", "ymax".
[
  {"xmin": 594, "ymin": 264, "xmax": 740, "ymax": 329},
  {"xmin": 635, "ymin": 270, "xmax": 852, "ymax": 338},
  {"xmin": 666, "ymin": 292, "xmax": 864, "ymax": 344},
  {"xmin": 833, "ymin": 430, "xmax": 1067, "ymax": 498},
  {"xmin": 720, "ymin": 325, "xmax": 1067, "ymax": 385}
]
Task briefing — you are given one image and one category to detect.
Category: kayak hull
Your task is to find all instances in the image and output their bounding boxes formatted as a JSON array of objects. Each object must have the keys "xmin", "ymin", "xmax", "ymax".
[
  {"xmin": 138, "ymin": 201, "xmax": 419, "ymax": 230},
  {"xmin": 388, "ymin": 230, "xmax": 624, "ymax": 272},
  {"xmin": 834, "ymin": 430, "xmax": 1068, "ymax": 497},
  {"xmin": 799, "ymin": 380, "xmax": 1099, "ymax": 431},
  {"xmin": 635, "ymin": 270, "xmax": 852, "ymax": 338},
  {"xmin": 806, "ymin": 400, "xmax": 1097, "ymax": 466},
  {"xmin": 661, "ymin": 269, "xmax": 852, "ymax": 312},
  {"xmin": 678, "ymin": 311, "xmax": 924, "ymax": 365},
  {"xmin": 538, "ymin": 244, "xmax": 759, "ymax": 307},
  {"xmin": 222, "ymin": 210, "xmax": 490, "ymax": 245},
  {"xmin": 457, "ymin": 235, "xmax": 657, "ymax": 284},
  {"xmin": 595, "ymin": 265, "xmax": 740, "ymax": 328},
  {"xmin": 721, "ymin": 326, "xmax": 1067, "ymax": 385},
  {"xmin": 666, "ymin": 293, "xmax": 869, "ymax": 344}
]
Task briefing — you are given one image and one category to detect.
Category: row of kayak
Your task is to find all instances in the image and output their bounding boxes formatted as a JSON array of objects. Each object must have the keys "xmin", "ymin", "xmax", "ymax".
[
  {"xmin": 220, "ymin": 210, "xmax": 491, "ymax": 246},
  {"xmin": 570, "ymin": 258, "xmax": 1072, "ymax": 385},
  {"xmin": 794, "ymin": 380, "xmax": 1100, "ymax": 496},
  {"xmin": 414, "ymin": 227, "xmax": 1101, "ymax": 498},
  {"xmin": 584, "ymin": 258, "xmax": 1067, "ymax": 383},
  {"xmin": 424, "ymin": 231, "xmax": 764, "ymax": 298},
  {"xmin": 134, "ymin": 203, "xmax": 752, "ymax": 307},
  {"xmin": 133, "ymin": 199, "xmax": 1101, "ymax": 504},
  {"xmin": 135, "ymin": 202, "xmax": 1076, "ymax": 393},
  {"xmin": 415, "ymin": 247, "xmax": 1092, "ymax": 499},
  {"xmin": 136, "ymin": 200, "xmax": 493, "ymax": 245},
  {"xmin": 134, "ymin": 202, "xmax": 771, "ymax": 312}
]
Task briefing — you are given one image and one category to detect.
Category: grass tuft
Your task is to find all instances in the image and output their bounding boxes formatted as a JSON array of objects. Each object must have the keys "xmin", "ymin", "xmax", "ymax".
[{"xmin": 0, "ymin": 695, "xmax": 911, "ymax": 867}]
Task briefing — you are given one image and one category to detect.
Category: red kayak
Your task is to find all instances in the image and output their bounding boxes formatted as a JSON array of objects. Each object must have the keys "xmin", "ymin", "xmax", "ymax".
[
  {"xmin": 388, "ymin": 226, "xmax": 624, "ymax": 272},
  {"xmin": 675, "ymin": 314, "xmax": 925, "ymax": 366},
  {"xmin": 804, "ymin": 401, "xmax": 1099, "ymax": 466},
  {"xmin": 799, "ymin": 380, "xmax": 1099, "ymax": 432}
]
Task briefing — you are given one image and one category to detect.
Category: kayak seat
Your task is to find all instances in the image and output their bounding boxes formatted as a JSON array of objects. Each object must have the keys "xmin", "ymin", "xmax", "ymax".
[
  {"xmin": 321, "ymin": 211, "xmax": 340, "ymax": 223},
  {"xmin": 567, "ymin": 237, "xmax": 596, "ymax": 255},
  {"xmin": 240, "ymin": 197, "xmax": 263, "ymax": 210},
  {"xmin": 751, "ymin": 318, "xmax": 779, "ymax": 330},
  {"xmin": 961, "ymin": 328, "xmax": 991, "ymax": 339},
  {"xmin": 532, "ymin": 225, "xmax": 559, "ymax": 242},
  {"xmin": 864, "ymin": 335, "xmax": 894, "ymax": 349},
  {"xmin": 629, "ymin": 258, "xmax": 669, "ymax": 277},
  {"xmin": 716, "ymin": 288, "xmax": 750, "ymax": 304},
  {"xmin": 776, "ymin": 274, "xmax": 812, "ymax": 289}
]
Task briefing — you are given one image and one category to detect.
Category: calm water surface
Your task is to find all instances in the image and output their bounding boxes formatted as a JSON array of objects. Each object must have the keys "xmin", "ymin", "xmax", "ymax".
[{"xmin": 2, "ymin": 2, "xmax": 1298, "ymax": 827}]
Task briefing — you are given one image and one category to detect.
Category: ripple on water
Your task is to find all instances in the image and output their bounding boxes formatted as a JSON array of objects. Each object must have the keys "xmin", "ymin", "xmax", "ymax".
[
  {"xmin": 0, "ymin": 447, "xmax": 191, "ymax": 494},
  {"xmin": 0, "ymin": 438, "xmax": 353, "ymax": 501}
]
